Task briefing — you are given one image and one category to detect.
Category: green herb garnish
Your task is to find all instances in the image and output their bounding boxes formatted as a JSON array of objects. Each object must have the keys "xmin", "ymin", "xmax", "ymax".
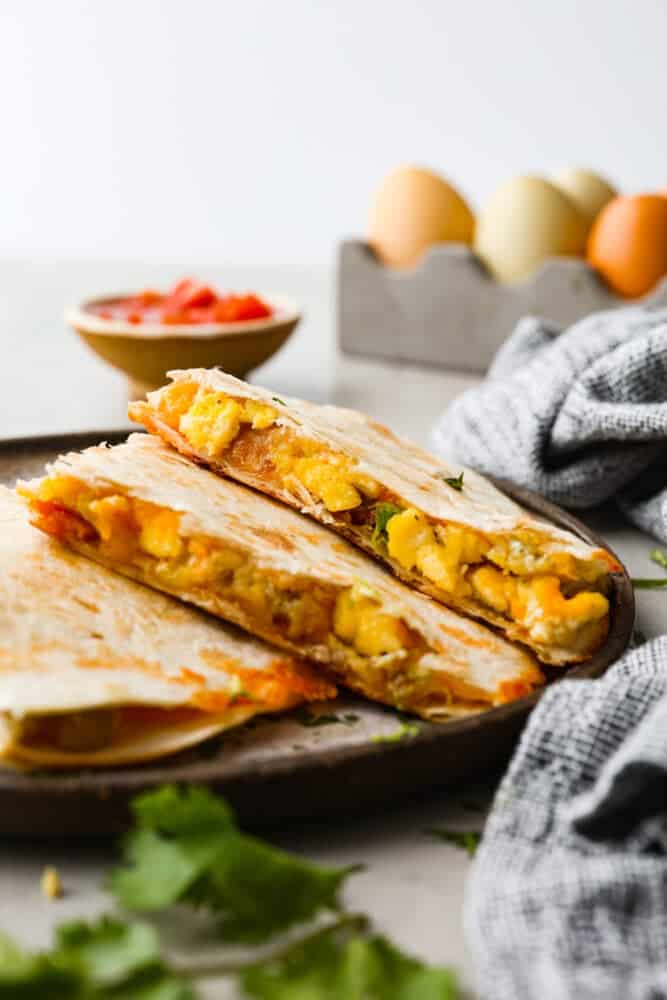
[
  {"xmin": 109, "ymin": 785, "xmax": 357, "ymax": 943},
  {"xmin": 441, "ymin": 472, "xmax": 464, "ymax": 491},
  {"xmin": 631, "ymin": 548, "xmax": 667, "ymax": 587},
  {"xmin": 651, "ymin": 549, "xmax": 667, "ymax": 570},
  {"xmin": 427, "ymin": 828, "xmax": 481, "ymax": 857},
  {"xmin": 0, "ymin": 913, "xmax": 458, "ymax": 999},
  {"xmin": 271, "ymin": 396, "xmax": 286, "ymax": 405},
  {"xmin": 0, "ymin": 916, "xmax": 194, "ymax": 999},
  {"xmin": 0, "ymin": 785, "xmax": 460, "ymax": 998},
  {"xmin": 372, "ymin": 722, "xmax": 420, "ymax": 744},
  {"xmin": 371, "ymin": 503, "xmax": 402, "ymax": 546},
  {"xmin": 241, "ymin": 915, "xmax": 459, "ymax": 999}
]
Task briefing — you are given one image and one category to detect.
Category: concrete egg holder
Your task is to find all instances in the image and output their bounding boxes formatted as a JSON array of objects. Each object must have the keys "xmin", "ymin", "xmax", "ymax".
[{"xmin": 338, "ymin": 240, "xmax": 667, "ymax": 373}]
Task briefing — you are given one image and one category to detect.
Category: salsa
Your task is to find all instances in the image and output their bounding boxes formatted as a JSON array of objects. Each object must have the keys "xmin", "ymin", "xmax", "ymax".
[{"xmin": 90, "ymin": 278, "xmax": 274, "ymax": 326}]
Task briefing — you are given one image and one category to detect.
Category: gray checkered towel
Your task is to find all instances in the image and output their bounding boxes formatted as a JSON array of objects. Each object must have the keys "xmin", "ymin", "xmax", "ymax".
[
  {"xmin": 464, "ymin": 637, "xmax": 667, "ymax": 1000},
  {"xmin": 432, "ymin": 306, "xmax": 667, "ymax": 998},
  {"xmin": 432, "ymin": 306, "xmax": 667, "ymax": 541}
]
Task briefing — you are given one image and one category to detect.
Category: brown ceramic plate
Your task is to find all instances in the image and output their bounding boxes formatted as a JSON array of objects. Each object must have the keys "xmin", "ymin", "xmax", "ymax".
[{"xmin": 0, "ymin": 431, "xmax": 634, "ymax": 838}]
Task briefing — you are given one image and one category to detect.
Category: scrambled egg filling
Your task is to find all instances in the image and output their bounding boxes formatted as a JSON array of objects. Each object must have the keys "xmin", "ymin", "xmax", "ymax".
[
  {"xmin": 160, "ymin": 384, "xmax": 381, "ymax": 512},
  {"xmin": 384, "ymin": 509, "xmax": 609, "ymax": 650},
  {"xmin": 155, "ymin": 384, "xmax": 611, "ymax": 654},
  {"xmin": 30, "ymin": 479, "xmax": 426, "ymax": 690}
]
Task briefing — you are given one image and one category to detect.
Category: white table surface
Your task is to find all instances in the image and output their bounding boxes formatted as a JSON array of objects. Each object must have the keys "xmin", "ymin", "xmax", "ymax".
[{"xmin": 0, "ymin": 260, "xmax": 662, "ymax": 997}]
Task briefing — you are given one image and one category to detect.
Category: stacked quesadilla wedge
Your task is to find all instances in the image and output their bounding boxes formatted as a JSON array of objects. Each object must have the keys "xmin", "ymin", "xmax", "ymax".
[
  {"xmin": 0, "ymin": 487, "xmax": 333, "ymax": 768},
  {"xmin": 130, "ymin": 370, "xmax": 621, "ymax": 665},
  {"xmin": 20, "ymin": 435, "xmax": 544, "ymax": 721}
]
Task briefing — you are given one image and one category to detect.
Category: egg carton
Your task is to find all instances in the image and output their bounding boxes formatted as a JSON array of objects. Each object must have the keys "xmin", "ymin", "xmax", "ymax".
[{"xmin": 338, "ymin": 240, "xmax": 667, "ymax": 373}]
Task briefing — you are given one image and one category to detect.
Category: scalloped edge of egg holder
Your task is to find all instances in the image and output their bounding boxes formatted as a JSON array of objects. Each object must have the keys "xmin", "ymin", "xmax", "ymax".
[{"xmin": 337, "ymin": 240, "xmax": 667, "ymax": 374}]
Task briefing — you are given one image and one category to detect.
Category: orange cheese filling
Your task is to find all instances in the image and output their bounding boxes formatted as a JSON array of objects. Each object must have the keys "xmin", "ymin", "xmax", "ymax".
[
  {"xmin": 24, "ymin": 479, "xmax": 497, "ymax": 716},
  {"xmin": 149, "ymin": 384, "xmax": 613, "ymax": 656}
]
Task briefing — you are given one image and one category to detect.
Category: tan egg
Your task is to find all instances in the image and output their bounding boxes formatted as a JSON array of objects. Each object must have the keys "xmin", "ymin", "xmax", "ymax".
[
  {"xmin": 553, "ymin": 168, "xmax": 618, "ymax": 230},
  {"xmin": 368, "ymin": 166, "xmax": 475, "ymax": 269},
  {"xmin": 475, "ymin": 175, "xmax": 588, "ymax": 284}
]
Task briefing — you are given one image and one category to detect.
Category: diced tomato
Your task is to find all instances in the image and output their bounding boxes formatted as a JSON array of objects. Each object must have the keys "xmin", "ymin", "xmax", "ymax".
[
  {"xmin": 136, "ymin": 289, "xmax": 162, "ymax": 306},
  {"xmin": 213, "ymin": 295, "xmax": 272, "ymax": 323},
  {"xmin": 161, "ymin": 308, "xmax": 190, "ymax": 325},
  {"xmin": 165, "ymin": 278, "xmax": 216, "ymax": 310},
  {"xmin": 88, "ymin": 279, "xmax": 273, "ymax": 326}
]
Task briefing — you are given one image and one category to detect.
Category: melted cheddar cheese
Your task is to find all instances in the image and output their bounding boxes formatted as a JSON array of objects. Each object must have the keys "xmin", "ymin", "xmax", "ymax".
[
  {"xmin": 152, "ymin": 383, "xmax": 613, "ymax": 659},
  {"xmin": 333, "ymin": 582, "xmax": 414, "ymax": 657},
  {"xmin": 164, "ymin": 384, "xmax": 380, "ymax": 513},
  {"xmin": 27, "ymin": 478, "xmax": 423, "ymax": 696}
]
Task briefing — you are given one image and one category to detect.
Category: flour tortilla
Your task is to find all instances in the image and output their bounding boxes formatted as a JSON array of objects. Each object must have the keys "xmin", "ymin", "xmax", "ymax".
[
  {"xmin": 0, "ymin": 488, "xmax": 333, "ymax": 768},
  {"xmin": 21, "ymin": 436, "xmax": 543, "ymax": 719},
  {"xmin": 129, "ymin": 370, "xmax": 619, "ymax": 662}
]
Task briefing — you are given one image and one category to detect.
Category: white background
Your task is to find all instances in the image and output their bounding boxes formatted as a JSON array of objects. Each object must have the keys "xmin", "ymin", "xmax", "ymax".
[{"xmin": 0, "ymin": 0, "xmax": 665, "ymax": 268}]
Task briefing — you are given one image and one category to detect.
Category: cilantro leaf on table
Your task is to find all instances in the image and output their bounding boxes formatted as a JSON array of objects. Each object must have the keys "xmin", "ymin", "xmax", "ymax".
[
  {"xmin": 0, "ymin": 918, "xmax": 195, "ymax": 1000},
  {"xmin": 110, "ymin": 785, "xmax": 356, "ymax": 942},
  {"xmin": 241, "ymin": 920, "xmax": 459, "ymax": 999},
  {"xmin": 0, "ymin": 930, "xmax": 79, "ymax": 999},
  {"xmin": 371, "ymin": 503, "xmax": 402, "ymax": 547},
  {"xmin": 650, "ymin": 548, "xmax": 667, "ymax": 570},
  {"xmin": 427, "ymin": 828, "xmax": 481, "ymax": 857}
]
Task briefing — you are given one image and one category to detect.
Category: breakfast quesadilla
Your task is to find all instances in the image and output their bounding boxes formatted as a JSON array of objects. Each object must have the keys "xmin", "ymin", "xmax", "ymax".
[
  {"xmin": 21, "ymin": 435, "xmax": 543, "ymax": 721},
  {"xmin": 0, "ymin": 487, "xmax": 333, "ymax": 768},
  {"xmin": 130, "ymin": 371, "xmax": 621, "ymax": 665}
]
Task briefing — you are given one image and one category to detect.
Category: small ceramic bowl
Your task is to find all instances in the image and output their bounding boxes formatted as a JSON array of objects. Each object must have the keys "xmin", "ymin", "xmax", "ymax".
[{"xmin": 66, "ymin": 293, "xmax": 301, "ymax": 398}]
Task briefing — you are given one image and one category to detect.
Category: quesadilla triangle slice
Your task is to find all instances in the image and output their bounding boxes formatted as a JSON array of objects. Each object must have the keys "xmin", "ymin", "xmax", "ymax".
[
  {"xmin": 0, "ymin": 487, "xmax": 333, "ymax": 770},
  {"xmin": 22, "ymin": 435, "xmax": 544, "ymax": 722},
  {"xmin": 129, "ymin": 371, "xmax": 622, "ymax": 666}
]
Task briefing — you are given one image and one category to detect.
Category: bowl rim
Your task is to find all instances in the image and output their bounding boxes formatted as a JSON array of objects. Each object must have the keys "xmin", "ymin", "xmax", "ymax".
[{"xmin": 65, "ymin": 292, "xmax": 302, "ymax": 340}]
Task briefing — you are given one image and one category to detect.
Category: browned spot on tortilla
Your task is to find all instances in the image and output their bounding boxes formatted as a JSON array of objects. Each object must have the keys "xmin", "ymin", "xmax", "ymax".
[
  {"xmin": 438, "ymin": 623, "xmax": 495, "ymax": 650},
  {"xmin": 75, "ymin": 650, "xmax": 193, "ymax": 687},
  {"xmin": 251, "ymin": 526, "xmax": 297, "ymax": 552}
]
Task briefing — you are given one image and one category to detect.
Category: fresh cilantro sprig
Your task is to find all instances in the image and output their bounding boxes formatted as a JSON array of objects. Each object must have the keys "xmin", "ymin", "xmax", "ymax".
[
  {"xmin": 651, "ymin": 549, "xmax": 667, "ymax": 570},
  {"xmin": 241, "ymin": 914, "xmax": 459, "ymax": 999},
  {"xmin": 632, "ymin": 548, "xmax": 667, "ymax": 588},
  {"xmin": 427, "ymin": 828, "xmax": 481, "ymax": 857},
  {"xmin": 632, "ymin": 578, "xmax": 667, "ymax": 589},
  {"xmin": 0, "ymin": 785, "xmax": 460, "ymax": 998},
  {"xmin": 0, "ymin": 917, "xmax": 194, "ymax": 999},
  {"xmin": 109, "ymin": 785, "xmax": 357, "ymax": 942},
  {"xmin": 370, "ymin": 503, "xmax": 402, "ymax": 547},
  {"xmin": 0, "ymin": 913, "xmax": 458, "ymax": 1000}
]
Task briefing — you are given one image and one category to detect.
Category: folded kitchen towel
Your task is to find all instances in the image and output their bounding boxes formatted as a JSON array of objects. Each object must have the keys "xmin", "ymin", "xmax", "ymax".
[
  {"xmin": 432, "ymin": 306, "xmax": 667, "ymax": 541},
  {"xmin": 464, "ymin": 635, "xmax": 667, "ymax": 1000}
]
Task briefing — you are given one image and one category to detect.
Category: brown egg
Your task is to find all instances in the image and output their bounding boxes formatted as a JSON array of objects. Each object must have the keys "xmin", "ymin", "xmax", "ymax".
[
  {"xmin": 368, "ymin": 166, "xmax": 475, "ymax": 268},
  {"xmin": 587, "ymin": 194, "xmax": 667, "ymax": 298}
]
